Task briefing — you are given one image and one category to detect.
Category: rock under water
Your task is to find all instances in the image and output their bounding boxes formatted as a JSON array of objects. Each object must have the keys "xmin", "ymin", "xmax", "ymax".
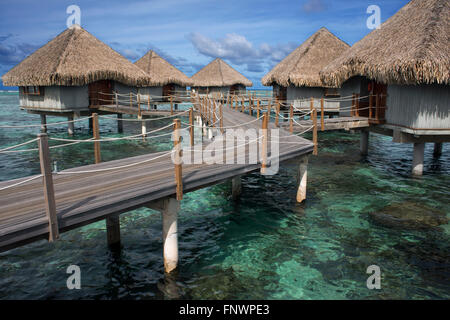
[{"xmin": 369, "ymin": 202, "xmax": 448, "ymax": 230}]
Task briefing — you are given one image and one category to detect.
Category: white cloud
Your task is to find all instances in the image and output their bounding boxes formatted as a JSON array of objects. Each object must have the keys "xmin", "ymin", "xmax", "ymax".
[{"xmin": 188, "ymin": 32, "xmax": 297, "ymax": 74}]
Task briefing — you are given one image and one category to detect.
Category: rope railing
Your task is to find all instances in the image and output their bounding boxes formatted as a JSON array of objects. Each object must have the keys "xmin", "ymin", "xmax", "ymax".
[
  {"xmin": 0, "ymin": 138, "xmax": 39, "ymax": 153},
  {"xmin": 55, "ymin": 149, "xmax": 175, "ymax": 175},
  {"xmin": 0, "ymin": 116, "xmax": 93, "ymax": 129},
  {"xmin": 0, "ymin": 174, "xmax": 43, "ymax": 192},
  {"xmin": 48, "ymin": 122, "xmax": 174, "ymax": 143}
]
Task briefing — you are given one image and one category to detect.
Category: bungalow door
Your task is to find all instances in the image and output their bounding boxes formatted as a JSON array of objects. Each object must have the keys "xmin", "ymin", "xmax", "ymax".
[
  {"xmin": 368, "ymin": 81, "xmax": 387, "ymax": 123},
  {"xmin": 163, "ymin": 84, "xmax": 175, "ymax": 102},
  {"xmin": 230, "ymin": 84, "xmax": 239, "ymax": 96},
  {"xmin": 274, "ymin": 86, "xmax": 287, "ymax": 102},
  {"xmin": 89, "ymin": 80, "xmax": 112, "ymax": 106}
]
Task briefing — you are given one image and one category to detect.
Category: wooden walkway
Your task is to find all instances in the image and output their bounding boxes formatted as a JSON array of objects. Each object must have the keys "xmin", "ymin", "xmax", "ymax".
[
  {"xmin": 0, "ymin": 107, "xmax": 313, "ymax": 252},
  {"xmin": 279, "ymin": 116, "xmax": 369, "ymax": 132}
]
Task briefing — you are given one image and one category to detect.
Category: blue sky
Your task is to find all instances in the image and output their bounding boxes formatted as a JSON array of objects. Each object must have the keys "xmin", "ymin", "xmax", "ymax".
[{"xmin": 0, "ymin": 0, "xmax": 409, "ymax": 90}]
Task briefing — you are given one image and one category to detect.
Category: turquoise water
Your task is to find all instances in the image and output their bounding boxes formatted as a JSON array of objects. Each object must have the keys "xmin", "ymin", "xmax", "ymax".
[{"xmin": 0, "ymin": 92, "xmax": 449, "ymax": 299}]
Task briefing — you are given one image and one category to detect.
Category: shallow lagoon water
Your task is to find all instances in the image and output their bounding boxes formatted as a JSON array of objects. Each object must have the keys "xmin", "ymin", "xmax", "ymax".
[{"xmin": 0, "ymin": 92, "xmax": 449, "ymax": 299}]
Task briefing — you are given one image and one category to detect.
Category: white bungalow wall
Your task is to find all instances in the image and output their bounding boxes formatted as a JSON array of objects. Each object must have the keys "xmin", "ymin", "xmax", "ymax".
[
  {"xmin": 287, "ymin": 85, "xmax": 340, "ymax": 111},
  {"xmin": 386, "ymin": 84, "xmax": 450, "ymax": 130},
  {"xmin": 19, "ymin": 86, "xmax": 89, "ymax": 111}
]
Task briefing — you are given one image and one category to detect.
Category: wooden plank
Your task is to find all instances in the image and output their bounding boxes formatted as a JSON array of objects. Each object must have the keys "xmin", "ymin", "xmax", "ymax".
[{"xmin": 38, "ymin": 133, "xmax": 59, "ymax": 241}]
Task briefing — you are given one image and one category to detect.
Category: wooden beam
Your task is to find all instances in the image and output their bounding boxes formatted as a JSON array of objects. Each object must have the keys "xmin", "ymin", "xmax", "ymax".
[
  {"xmin": 38, "ymin": 133, "xmax": 59, "ymax": 241},
  {"xmin": 173, "ymin": 119, "xmax": 183, "ymax": 200},
  {"xmin": 40, "ymin": 114, "xmax": 47, "ymax": 133},
  {"xmin": 257, "ymin": 99, "xmax": 260, "ymax": 119},
  {"xmin": 232, "ymin": 175, "xmax": 242, "ymax": 201},
  {"xmin": 92, "ymin": 113, "xmax": 101, "ymax": 164},
  {"xmin": 289, "ymin": 104, "xmax": 294, "ymax": 133},
  {"xmin": 275, "ymin": 102, "xmax": 280, "ymax": 127},
  {"xmin": 296, "ymin": 156, "xmax": 308, "ymax": 203},
  {"xmin": 189, "ymin": 108, "xmax": 194, "ymax": 147},
  {"xmin": 313, "ymin": 109, "xmax": 318, "ymax": 156},
  {"xmin": 261, "ymin": 112, "xmax": 268, "ymax": 174},
  {"xmin": 106, "ymin": 214, "xmax": 120, "ymax": 247},
  {"xmin": 320, "ymin": 98, "xmax": 324, "ymax": 131}
]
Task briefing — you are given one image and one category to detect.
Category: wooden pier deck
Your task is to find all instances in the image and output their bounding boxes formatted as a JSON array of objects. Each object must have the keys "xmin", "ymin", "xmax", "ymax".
[
  {"xmin": 0, "ymin": 107, "xmax": 313, "ymax": 253},
  {"xmin": 279, "ymin": 116, "xmax": 370, "ymax": 132}
]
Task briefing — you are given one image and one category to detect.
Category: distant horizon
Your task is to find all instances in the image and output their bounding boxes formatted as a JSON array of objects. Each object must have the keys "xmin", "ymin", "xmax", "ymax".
[{"xmin": 0, "ymin": 0, "xmax": 409, "ymax": 90}]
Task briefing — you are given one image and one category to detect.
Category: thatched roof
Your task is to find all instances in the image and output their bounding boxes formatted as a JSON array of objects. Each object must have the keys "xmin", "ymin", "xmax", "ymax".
[
  {"xmin": 320, "ymin": 0, "xmax": 450, "ymax": 87},
  {"xmin": 262, "ymin": 27, "xmax": 349, "ymax": 88},
  {"xmin": 2, "ymin": 25, "xmax": 153, "ymax": 87},
  {"xmin": 191, "ymin": 58, "xmax": 252, "ymax": 87},
  {"xmin": 134, "ymin": 50, "xmax": 192, "ymax": 87}
]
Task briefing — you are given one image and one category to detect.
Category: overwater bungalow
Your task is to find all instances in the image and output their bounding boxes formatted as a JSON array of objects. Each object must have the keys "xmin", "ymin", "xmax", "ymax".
[
  {"xmin": 190, "ymin": 58, "xmax": 252, "ymax": 97},
  {"xmin": 134, "ymin": 50, "xmax": 192, "ymax": 105},
  {"xmin": 1, "ymin": 25, "xmax": 152, "ymax": 133},
  {"xmin": 262, "ymin": 27, "xmax": 349, "ymax": 111},
  {"xmin": 320, "ymin": 0, "xmax": 449, "ymax": 175}
]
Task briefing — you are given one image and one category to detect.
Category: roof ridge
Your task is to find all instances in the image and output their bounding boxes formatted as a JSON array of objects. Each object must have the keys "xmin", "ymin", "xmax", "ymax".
[
  {"xmin": 415, "ymin": 1, "xmax": 445, "ymax": 59},
  {"xmin": 217, "ymin": 59, "xmax": 225, "ymax": 86},
  {"xmin": 53, "ymin": 28, "xmax": 76, "ymax": 75}
]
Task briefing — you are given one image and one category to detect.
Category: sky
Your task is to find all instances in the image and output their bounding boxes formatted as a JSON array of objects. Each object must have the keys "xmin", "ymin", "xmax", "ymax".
[{"xmin": 0, "ymin": 0, "xmax": 410, "ymax": 90}]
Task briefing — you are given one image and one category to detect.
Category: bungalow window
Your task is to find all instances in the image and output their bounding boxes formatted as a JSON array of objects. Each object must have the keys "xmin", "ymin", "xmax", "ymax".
[
  {"xmin": 23, "ymin": 86, "xmax": 44, "ymax": 96},
  {"xmin": 324, "ymin": 88, "xmax": 339, "ymax": 97}
]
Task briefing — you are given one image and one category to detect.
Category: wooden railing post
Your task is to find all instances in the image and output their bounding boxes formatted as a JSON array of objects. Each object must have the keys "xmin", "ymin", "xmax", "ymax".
[
  {"xmin": 173, "ymin": 119, "xmax": 183, "ymax": 200},
  {"xmin": 351, "ymin": 94, "xmax": 355, "ymax": 116},
  {"xmin": 356, "ymin": 94, "xmax": 360, "ymax": 117},
  {"xmin": 310, "ymin": 97, "xmax": 314, "ymax": 112},
  {"xmin": 249, "ymin": 96, "xmax": 253, "ymax": 116},
  {"xmin": 170, "ymin": 96, "xmax": 174, "ymax": 115},
  {"xmin": 320, "ymin": 98, "xmax": 325, "ymax": 131},
  {"xmin": 313, "ymin": 109, "xmax": 318, "ymax": 156},
  {"xmin": 375, "ymin": 94, "xmax": 380, "ymax": 121},
  {"xmin": 212, "ymin": 101, "xmax": 216, "ymax": 128},
  {"xmin": 257, "ymin": 99, "xmax": 260, "ymax": 118},
  {"xmin": 289, "ymin": 104, "xmax": 294, "ymax": 133},
  {"xmin": 189, "ymin": 108, "xmax": 194, "ymax": 147},
  {"xmin": 241, "ymin": 96, "xmax": 245, "ymax": 113},
  {"xmin": 38, "ymin": 133, "xmax": 59, "ymax": 241},
  {"xmin": 261, "ymin": 112, "xmax": 268, "ymax": 175},
  {"xmin": 115, "ymin": 91, "xmax": 118, "ymax": 110},
  {"xmin": 275, "ymin": 102, "xmax": 280, "ymax": 127},
  {"xmin": 369, "ymin": 94, "xmax": 373, "ymax": 119},
  {"xmin": 137, "ymin": 92, "xmax": 141, "ymax": 117},
  {"xmin": 148, "ymin": 95, "xmax": 151, "ymax": 110},
  {"xmin": 92, "ymin": 113, "xmax": 101, "ymax": 164},
  {"xmin": 220, "ymin": 103, "xmax": 224, "ymax": 133}
]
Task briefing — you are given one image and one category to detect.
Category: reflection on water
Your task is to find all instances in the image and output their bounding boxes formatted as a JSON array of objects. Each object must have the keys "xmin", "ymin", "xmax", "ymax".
[{"xmin": 0, "ymin": 92, "xmax": 449, "ymax": 299}]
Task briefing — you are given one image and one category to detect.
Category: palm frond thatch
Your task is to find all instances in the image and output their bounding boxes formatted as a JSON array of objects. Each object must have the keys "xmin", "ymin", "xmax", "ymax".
[
  {"xmin": 320, "ymin": 0, "xmax": 450, "ymax": 87},
  {"xmin": 2, "ymin": 25, "xmax": 153, "ymax": 87},
  {"xmin": 134, "ymin": 50, "xmax": 192, "ymax": 87},
  {"xmin": 262, "ymin": 27, "xmax": 349, "ymax": 88},
  {"xmin": 191, "ymin": 58, "xmax": 252, "ymax": 87}
]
